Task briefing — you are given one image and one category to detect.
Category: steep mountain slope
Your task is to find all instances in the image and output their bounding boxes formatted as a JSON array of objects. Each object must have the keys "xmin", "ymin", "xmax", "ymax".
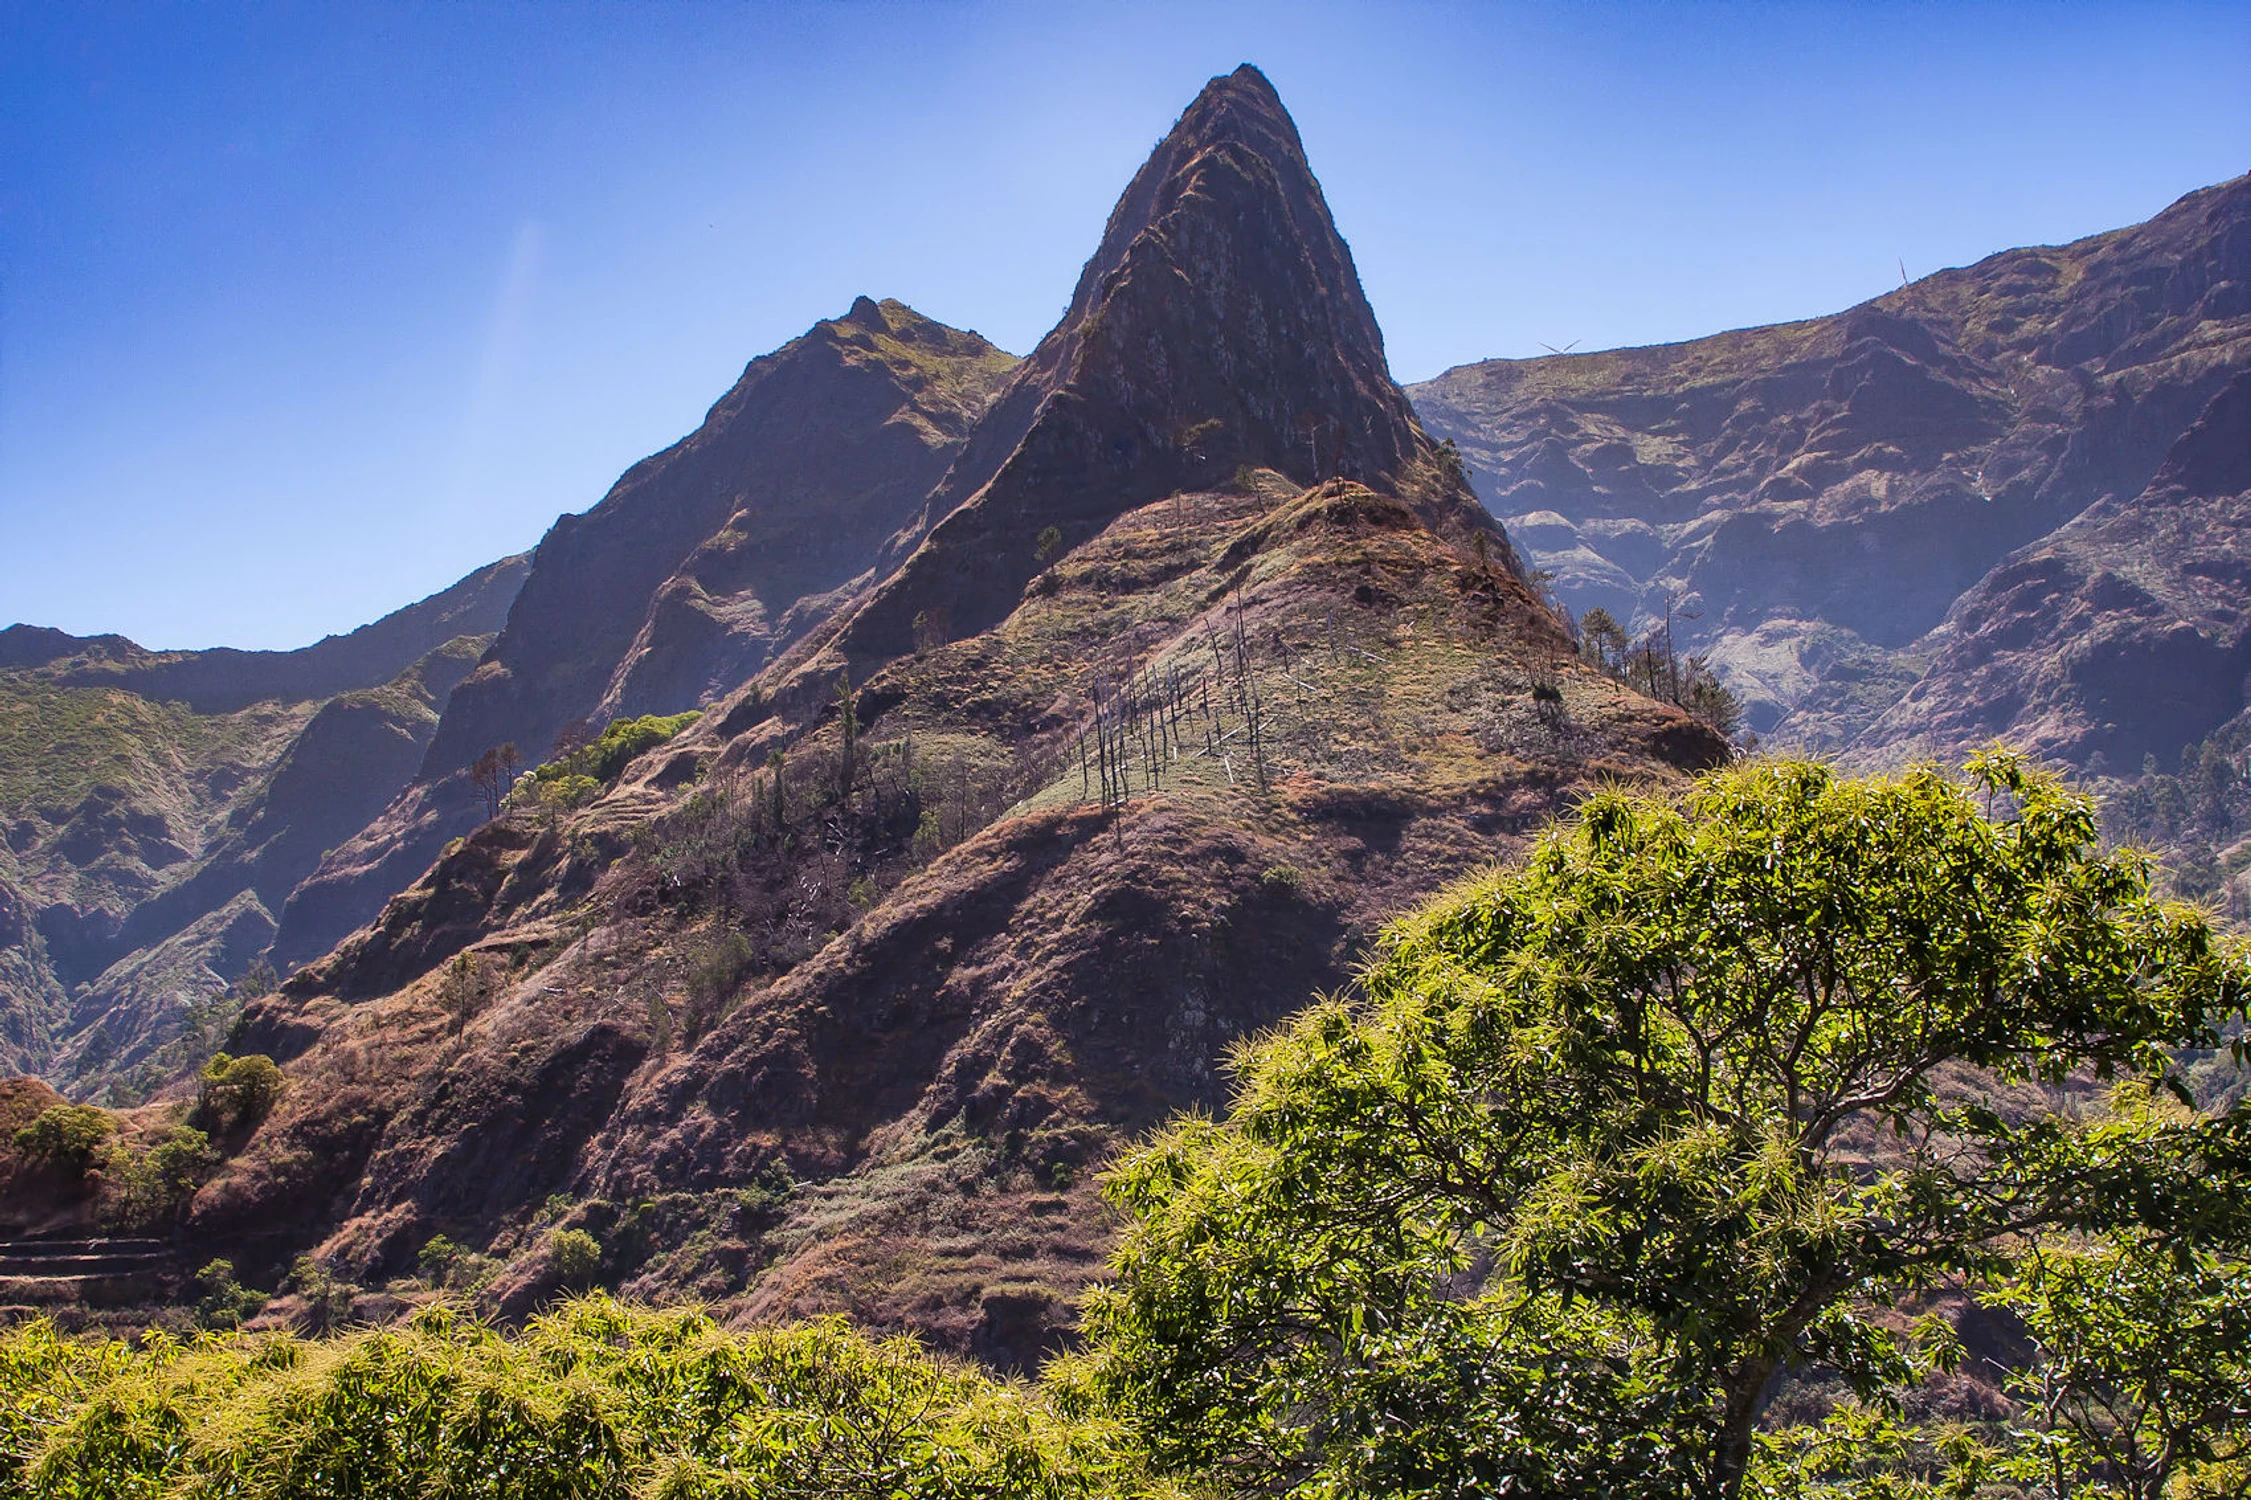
[
  {"xmin": 1854, "ymin": 371, "xmax": 2251, "ymax": 771},
  {"xmin": 1410, "ymin": 173, "xmax": 2251, "ymax": 749},
  {"xmin": 190, "ymin": 66, "xmax": 1725, "ymax": 1362},
  {"xmin": 0, "ymin": 559, "xmax": 525, "ymax": 1094},
  {"xmin": 272, "ymin": 301, "xmax": 1018, "ymax": 971}
]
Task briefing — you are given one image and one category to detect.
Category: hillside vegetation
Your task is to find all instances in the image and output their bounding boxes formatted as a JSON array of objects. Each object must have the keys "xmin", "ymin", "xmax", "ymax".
[{"xmin": 7, "ymin": 755, "xmax": 2246, "ymax": 1499}]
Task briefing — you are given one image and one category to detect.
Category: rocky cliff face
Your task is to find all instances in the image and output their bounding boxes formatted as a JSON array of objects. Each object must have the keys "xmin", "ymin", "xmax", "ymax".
[
  {"xmin": 272, "ymin": 301, "xmax": 1018, "ymax": 972},
  {"xmin": 188, "ymin": 67, "xmax": 1721, "ymax": 1363},
  {"xmin": 1853, "ymin": 371, "xmax": 2251, "ymax": 770},
  {"xmin": 0, "ymin": 560, "xmax": 525, "ymax": 1096},
  {"xmin": 1410, "ymin": 173, "xmax": 2251, "ymax": 752}
]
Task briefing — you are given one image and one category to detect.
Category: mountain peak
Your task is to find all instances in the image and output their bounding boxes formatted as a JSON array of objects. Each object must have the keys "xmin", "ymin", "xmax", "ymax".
[
  {"xmin": 824, "ymin": 66, "xmax": 1471, "ymax": 664},
  {"xmin": 1048, "ymin": 60, "xmax": 1407, "ymax": 484}
]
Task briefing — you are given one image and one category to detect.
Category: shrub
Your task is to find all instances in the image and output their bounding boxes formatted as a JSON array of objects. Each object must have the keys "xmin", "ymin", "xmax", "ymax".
[
  {"xmin": 99, "ymin": 1126, "xmax": 218, "ymax": 1232},
  {"xmin": 547, "ymin": 1228, "xmax": 602, "ymax": 1287},
  {"xmin": 191, "ymin": 1052, "xmax": 284, "ymax": 1132},
  {"xmin": 193, "ymin": 1258, "xmax": 266, "ymax": 1330},
  {"xmin": 12, "ymin": 1103, "xmax": 117, "ymax": 1175},
  {"xmin": 515, "ymin": 711, "xmax": 701, "ymax": 812},
  {"xmin": 417, "ymin": 1233, "xmax": 461, "ymax": 1286},
  {"xmin": 286, "ymin": 1255, "xmax": 359, "ymax": 1334},
  {"xmin": 682, "ymin": 929, "xmax": 755, "ymax": 1043},
  {"xmin": 440, "ymin": 951, "xmax": 498, "ymax": 1033},
  {"xmin": 0, "ymin": 1299, "xmax": 1163, "ymax": 1499}
]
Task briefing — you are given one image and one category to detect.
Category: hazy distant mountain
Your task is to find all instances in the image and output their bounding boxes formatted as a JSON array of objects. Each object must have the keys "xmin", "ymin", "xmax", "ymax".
[
  {"xmin": 0, "ymin": 556, "xmax": 527, "ymax": 1093},
  {"xmin": 1854, "ymin": 370, "xmax": 2251, "ymax": 771},
  {"xmin": 1411, "ymin": 173, "xmax": 2251, "ymax": 760}
]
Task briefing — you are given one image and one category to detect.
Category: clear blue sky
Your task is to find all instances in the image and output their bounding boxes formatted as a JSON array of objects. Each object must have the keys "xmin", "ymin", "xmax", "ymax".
[{"xmin": 3, "ymin": 1, "xmax": 2245, "ymax": 651}]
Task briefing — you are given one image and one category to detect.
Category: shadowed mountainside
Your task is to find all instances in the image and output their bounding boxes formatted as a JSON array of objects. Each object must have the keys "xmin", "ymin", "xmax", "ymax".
[
  {"xmin": 1854, "ymin": 370, "xmax": 2251, "ymax": 771},
  {"xmin": 271, "ymin": 301, "xmax": 1019, "ymax": 973},
  {"xmin": 0, "ymin": 560, "xmax": 527, "ymax": 1093}
]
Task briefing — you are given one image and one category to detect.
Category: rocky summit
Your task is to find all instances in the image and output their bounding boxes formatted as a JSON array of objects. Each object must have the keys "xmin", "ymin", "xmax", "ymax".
[{"xmin": 24, "ymin": 66, "xmax": 1722, "ymax": 1360}]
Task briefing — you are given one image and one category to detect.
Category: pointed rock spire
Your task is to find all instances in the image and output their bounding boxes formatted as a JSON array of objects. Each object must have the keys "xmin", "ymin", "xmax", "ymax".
[{"xmin": 840, "ymin": 65, "xmax": 1465, "ymax": 661}]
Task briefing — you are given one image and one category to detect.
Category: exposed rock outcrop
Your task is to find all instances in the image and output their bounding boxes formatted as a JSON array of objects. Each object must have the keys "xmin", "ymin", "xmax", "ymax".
[{"xmin": 775, "ymin": 65, "xmax": 1490, "ymax": 694}]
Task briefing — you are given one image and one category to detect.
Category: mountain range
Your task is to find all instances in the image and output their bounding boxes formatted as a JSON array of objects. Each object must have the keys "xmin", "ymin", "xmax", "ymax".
[
  {"xmin": 1411, "ymin": 171, "xmax": 2251, "ymax": 766},
  {"xmin": 2, "ymin": 68, "xmax": 2245, "ymax": 1357}
]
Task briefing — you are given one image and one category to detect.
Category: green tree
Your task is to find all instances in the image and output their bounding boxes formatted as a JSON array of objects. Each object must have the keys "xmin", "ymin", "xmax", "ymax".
[
  {"xmin": 193, "ymin": 1258, "xmax": 267, "ymax": 1331},
  {"xmin": 192, "ymin": 1052, "xmax": 284, "ymax": 1131},
  {"xmin": 232, "ymin": 957, "xmax": 277, "ymax": 1001},
  {"xmin": 440, "ymin": 952, "xmax": 494, "ymax": 1033},
  {"xmin": 1579, "ymin": 605, "xmax": 1629, "ymax": 672},
  {"xmin": 1072, "ymin": 753, "xmax": 2251, "ymax": 1500},
  {"xmin": 1988, "ymin": 1215, "xmax": 2251, "ymax": 1500},
  {"xmin": 101, "ymin": 1126, "xmax": 218, "ymax": 1232},
  {"xmin": 286, "ymin": 1254, "xmax": 358, "ymax": 1334},
  {"xmin": 11, "ymin": 1104, "xmax": 117, "ymax": 1176},
  {"xmin": 547, "ymin": 1227, "xmax": 602, "ymax": 1287}
]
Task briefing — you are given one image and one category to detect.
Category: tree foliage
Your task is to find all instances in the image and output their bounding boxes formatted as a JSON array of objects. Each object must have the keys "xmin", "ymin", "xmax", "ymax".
[
  {"xmin": 514, "ymin": 710, "xmax": 702, "ymax": 813},
  {"xmin": 1578, "ymin": 603, "xmax": 1744, "ymax": 740},
  {"xmin": 98, "ymin": 1125, "xmax": 219, "ymax": 1233},
  {"xmin": 1069, "ymin": 752, "xmax": 2251, "ymax": 1499},
  {"xmin": 191, "ymin": 1051, "xmax": 284, "ymax": 1132},
  {"xmin": 1988, "ymin": 1224, "xmax": 2251, "ymax": 1500},
  {"xmin": 11, "ymin": 1104, "xmax": 118, "ymax": 1176}
]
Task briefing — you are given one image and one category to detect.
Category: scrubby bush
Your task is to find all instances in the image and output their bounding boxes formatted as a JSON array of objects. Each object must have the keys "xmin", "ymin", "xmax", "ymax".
[
  {"xmin": 99, "ymin": 1125, "xmax": 218, "ymax": 1232},
  {"xmin": 286, "ymin": 1255, "xmax": 359, "ymax": 1335},
  {"xmin": 417, "ymin": 1233, "xmax": 461, "ymax": 1286},
  {"xmin": 520, "ymin": 711, "xmax": 701, "ymax": 803},
  {"xmin": 12, "ymin": 1103, "xmax": 116, "ymax": 1176},
  {"xmin": 541, "ymin": 770, "xmax": 602, "ymax": 808},
  {"xmin": 190, "ymin": 1051, "xmax": 284, "ymax": 1132},
  {"xmin": 681, "ymin": 929, "xmax": 755, "ymax": 1044},
  {"xmin": 0, "ymin": 1298, "xmax": 1167, "ymax": 1499},
  {"xmin": 193, "ymin": 1258, "xmax": 267, "ymax": 1330},
  {"xmin": 440, "ymin": 950, "xmax": 500, "ymax": 1033},
  {"xmin": 547, "ymin": 1227, "xmax": 602, "ymax": 1287}
]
